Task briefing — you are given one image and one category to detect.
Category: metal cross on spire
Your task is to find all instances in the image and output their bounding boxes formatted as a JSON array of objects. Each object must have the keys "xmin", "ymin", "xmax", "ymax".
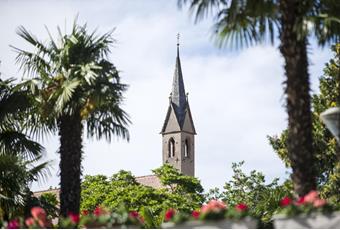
[{"xmin": 177, "ymin": 33, "xmax": 180, "ymax": 47}]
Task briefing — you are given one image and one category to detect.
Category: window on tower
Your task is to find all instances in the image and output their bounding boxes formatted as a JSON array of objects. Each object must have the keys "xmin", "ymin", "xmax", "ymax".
[
  {"xmin": 168, "ymin": 138, "xmax": 175, "ymax": 158},
  {"xmin": 184, "ymin": 139, "xmax": 190, "ymax": 158}
]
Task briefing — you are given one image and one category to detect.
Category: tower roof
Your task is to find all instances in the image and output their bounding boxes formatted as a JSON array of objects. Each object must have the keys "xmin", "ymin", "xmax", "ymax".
[
  {"xmin": 171, "ymin": 44, "xmax": 187, "ymax": 126},
  {"xmin": 161, "ymin": 38, "xmax": 196, "ymax": 135}
]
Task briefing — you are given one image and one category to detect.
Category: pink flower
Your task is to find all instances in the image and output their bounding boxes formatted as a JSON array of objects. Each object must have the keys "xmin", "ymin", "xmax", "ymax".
[
  {"xmin": 192, "ymin": 210, "xmax": 200, "ymax": 219},
  {"xmin": 235, "ymin": 203, "xmax": 248, "ymax": 212},
  {"xmin": 25, "ymin": 217, "xmax": 35, "ymax": 227},
  {"xmin": 31, "ymin": 207, "xmax": 46, "ymax": 220},
  {"xmin": 304, "ymin": 190, "xmax": 319, "ymax": 203},
  {"xmin": 164, "ymin": 208, "xmax": 175, "ymax": 222},
  {"xmin": 280, "ymin": 196, "xmax": 292, "ymax": 207},
  {"xmin": 37, "ymin": 219, "xmax": 50, "ymax": 228},
  {"xmin": 68, "ymin": 212, "xmax": 80, "ymax": 224},
  {"xmin": 201, "ymin": 199, "xmax": 226, "ymax": 214},
  {"xmin": 313, "ymin": 199, "xmax": 327, "ymax": 208},
  {"xmin": 7, "ymin": 219, "xmax": 20, "ymax": 229}
]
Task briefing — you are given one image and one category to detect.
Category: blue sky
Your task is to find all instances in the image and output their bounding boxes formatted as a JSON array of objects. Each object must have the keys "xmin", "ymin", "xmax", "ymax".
[{"xmin": 0, "ymin": 0, "xmax": 333, "ymax": 192}]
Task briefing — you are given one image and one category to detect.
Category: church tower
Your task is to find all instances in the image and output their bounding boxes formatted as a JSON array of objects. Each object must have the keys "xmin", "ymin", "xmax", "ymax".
[{"xmin": 160, "ymin": 40, "xmax": 196, "ymax": 177}]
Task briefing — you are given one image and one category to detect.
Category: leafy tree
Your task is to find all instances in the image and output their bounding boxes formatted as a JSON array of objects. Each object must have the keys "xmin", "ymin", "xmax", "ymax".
[
  {"xmin": 269, "ymin": 44, "xmax": 340, "ymax": 205},
  {"xmin": 204, "ymin": 187, "xmax": 224, "ymax": 201},
  {"xmin": 178, "ymin": 0, "xmax": 340, "ymax": 196},
  {"xmin": 14, "ymin": 21, "xmax": 130, "ymax": 216},
  {"xmin": 81, "ymin": 165, "xmax": 204, "ymax": 218},
  {"xmin": 220, "ymin": 162, "xmax": 292, "ymax": 227},
  {"xmin": 153, "ymin": 164, "xmax": 204, "ymax": 205}
]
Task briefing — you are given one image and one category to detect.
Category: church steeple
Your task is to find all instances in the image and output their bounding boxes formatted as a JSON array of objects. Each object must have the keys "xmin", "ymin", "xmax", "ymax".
[
  {"xmin": 160, "ymin": 36, "xmax": 196, "ymax": 177},
  {"xmin": 171, "ymin": 42, "xmax": 187, "ymax": 126}
]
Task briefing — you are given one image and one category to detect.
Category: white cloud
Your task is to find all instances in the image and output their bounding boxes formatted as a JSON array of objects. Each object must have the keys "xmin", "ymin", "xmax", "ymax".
[{"xmin": 0, "ymin": 0, "xmax": 333, "ymax": 192}]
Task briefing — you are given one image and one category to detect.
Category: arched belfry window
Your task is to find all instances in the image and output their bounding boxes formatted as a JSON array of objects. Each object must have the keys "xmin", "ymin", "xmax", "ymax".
[
  {"xmin": 168, "ymin": 138, "xmax": 175, "ymax": 158},
  {"xmin": 184, "ymin": 139, "xmax": 190, "ymax": 158}
]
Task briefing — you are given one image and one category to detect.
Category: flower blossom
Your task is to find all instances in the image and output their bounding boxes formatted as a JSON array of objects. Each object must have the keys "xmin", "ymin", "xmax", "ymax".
[
  {"xmin": 164, "ymin": 208, "xmax": 175, "ymax": 221},
  {"xmin": 235, "ymin": 203, "xmax": 248, "ymax": 212},
  {"xmin": 93, "ymin": 206, "xmax": 106, "ymax": 216},
  {"xmin": 68, "ymin": 212, "xmax": 80, "ymax": 224},
  {"xmin": 280, "ymin": 196, "xmax": 292, "ymax": 207},
  {"xmin": 201, "ymin": 200, "xmax": 227, "ymax": 214},
  {"xmin": 304, "ymin": 190, "xmax": 319, "ymax": 203},
  {"xmin": 294, "ymin": 196, "xmax": 305, "ymax": 206},
  {"xmin": 191, "ymin": 210, "xmax": 200, "ymax": 219},
  {"xmin": 31, "ymin": 207, "xmax": 46, "ymax": 220},
  {"xmin": 81, "ymin": 210, "xmax": 89, "ymax": 216},
  {"xmin": 25, "ymin": 217, "xmax": 35, "ymax": 227},
  {"xmin": 313, "ymin": 199, "xmax": 327, "ymax": 208},
  {"xmin": 7, "ymin": 219, "xmax": 20, "ymax": 229}
]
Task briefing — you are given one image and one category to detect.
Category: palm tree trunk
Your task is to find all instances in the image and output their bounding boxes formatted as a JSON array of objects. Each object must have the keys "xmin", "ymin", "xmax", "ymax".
[
  {"xmin": 279, "ymin": 0, "xmax": 316, "ymax": 196},
  {"xmin": 58, "ymin": 112, "xmax": 83, "ymax": 217}
]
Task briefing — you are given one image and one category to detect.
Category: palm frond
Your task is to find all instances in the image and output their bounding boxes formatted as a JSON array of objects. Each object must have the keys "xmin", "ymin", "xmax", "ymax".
[{"xmin": 0, "ymin": 130, "xmax": 45, "ymax": 160}]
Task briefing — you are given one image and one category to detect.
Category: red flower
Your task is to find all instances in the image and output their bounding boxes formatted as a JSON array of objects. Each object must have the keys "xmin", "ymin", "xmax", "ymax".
[
  {"xmin": 68, "ymin": 212, "xmax": 80, "ymax": 224},
  {"xmin": 31, "ymin": 207, "xmax": 46, "ymax": 220},
  {"xmin": 164, "ymin": 208, "xmax": 175, "ymax": 221},
  {"xmin": 280, "ymin": 196, "xmax": 292, "ymax": 207},
  {"xmin": 129, "ymin": 211, "xmax": 139, "ymax": 219},
  {"xmin": 235, "ymin": 203, "xmax": 248, "ymax": 212},
  {"xmin": 8, "ymin": 219, "xmax": 20, "ymax": 229},
  {"xmin": 192, "ymin": 210, "xmax": 200, "ymax": 219},
  {"xmin": 295, "ymin": 196, "xmax": 305, "ymax": 206},
  {"xmin": 25, "ymin": 217, "xmax": 35, "ymax": 227},
  {"xmin": 93, "ymin": 206, "xmax": 105, "ymax": 216},
  {"xmin": 81, "ymin": 210, "xmax": 89, "ymax": 216}
]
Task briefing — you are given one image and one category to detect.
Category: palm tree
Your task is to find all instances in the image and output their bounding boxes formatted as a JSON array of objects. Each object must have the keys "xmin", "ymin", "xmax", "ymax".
[
  {"xmin": 0, "ymin": 78, "xmax": 49, "ymax": 220},
  {"xmin": 13, "ymin": 22, "xmax": 130, "ymax": 216},
  {"xmin": 178, "ymin": 0, "xmax": 340, "ymax": 196}
]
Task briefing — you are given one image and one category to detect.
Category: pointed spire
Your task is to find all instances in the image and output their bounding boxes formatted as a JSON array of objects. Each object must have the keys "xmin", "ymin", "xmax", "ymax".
[{"xmin": 171, "ymin": 33, "xmax": 187, "ymax": 125}]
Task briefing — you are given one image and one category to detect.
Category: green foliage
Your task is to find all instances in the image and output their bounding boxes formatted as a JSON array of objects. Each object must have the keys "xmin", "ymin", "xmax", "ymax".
[
  {"xmin": 14, "ymin": 21, "xmax": 131, "ymax": 141},
  {"xmin": 153, "ymin": 164, "xmax": 204, "ymax": 205},
  {"xmin": 268, "ymin": 44, "xmax": 340, "ymax": 205},
  {"xmin": 179, "ymin": 0, "xmax": 340, "ymax": 48},
  {"xmin": 0, "ymin": 79, "xmax": 49, "ymax": 220},
  {"xmin": 220, "ymin": 162, "xmax": 291, "ymax": 227},
  {"xmin": 39, "ymin": 193, "xmax": 59, "ymax": 218},
  {"xmin": 204, "ymin": 187, "xmax": 224, "ymax": 201},
  {"xmin": 14, "ymin": 19, "xmax": 131, "ymax": 215},
  {"xmin": 81, "ymin": 165, "xmax": 204, "ymax": 224}
]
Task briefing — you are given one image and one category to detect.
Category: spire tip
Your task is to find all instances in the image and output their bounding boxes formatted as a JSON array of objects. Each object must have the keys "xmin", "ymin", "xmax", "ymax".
[{"xmin": 176, "ymin": 33, "xmax": 180, "ymax": 47}]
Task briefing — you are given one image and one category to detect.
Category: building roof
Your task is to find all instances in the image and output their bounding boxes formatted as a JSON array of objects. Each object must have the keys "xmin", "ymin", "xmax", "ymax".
[
  {"xmin": 171, "ymin": 45, "xmax": 187, "ymax": 127},
  {"xmin": 33, "ymin": 175, "xmax": 163, "ymax": 199},
  {"xmin": 161, "ymin": 44, "xmax": 196, "ymax": 134},
  {"xmin": 135, "ymin": 175, "xmax": 163, "ymax": 189},
  {"xmin": 33, "ymin": 188, "xmax": 60, "ymax": 202}
]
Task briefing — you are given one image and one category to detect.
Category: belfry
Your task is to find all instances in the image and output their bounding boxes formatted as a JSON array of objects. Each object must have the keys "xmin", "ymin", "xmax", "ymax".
[{"xmin": 160, "ymin": 37, "xmax": 196, "ymax": 176}]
